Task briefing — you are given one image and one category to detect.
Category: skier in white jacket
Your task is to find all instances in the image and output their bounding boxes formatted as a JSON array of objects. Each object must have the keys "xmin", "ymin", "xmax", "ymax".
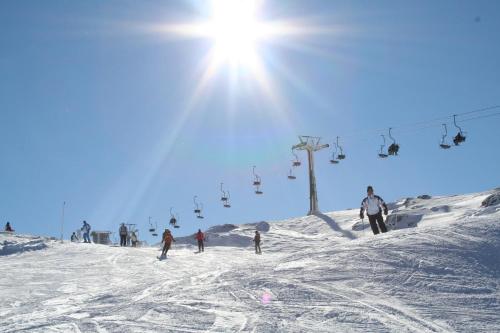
[{"xmin": 360, "ymin": 186, "xmax": 389, "ymax": 235}]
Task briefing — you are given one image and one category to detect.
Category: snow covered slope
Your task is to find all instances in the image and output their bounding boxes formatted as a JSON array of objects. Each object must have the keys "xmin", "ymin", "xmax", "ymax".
[{"xmin": 1, "ymin": 189, "xmax": 499, "ymax": 332}]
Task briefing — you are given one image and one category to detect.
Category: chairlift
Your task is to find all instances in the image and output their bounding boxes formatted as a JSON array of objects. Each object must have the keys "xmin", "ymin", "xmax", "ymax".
[
  {"xmin": 252, "ymin": 166, "xmax": 264, "ymax": 195},
  {"xmin": 387, "ymin": 128, "xmax": 400, "ymax": 156},
  {"xmin": 252, "ymin": 166, "xmax": 261, "ymax": 186},
  {"xmin": 220, "ymin": 183, "xmax": 228, "ymax": 202},
  {"xmin": 439, "ymin": 123, "xmax": 452, "ymax": 149},
  {"xmin": 287, "ymin": 168, "xmax": 296, "ymax": 180},
  {"xmin": 193, "ymin": 196, "xmax": 201, "ymax": 214},
  {"xmin": 169, "ymin": 207, "xmax": 180, "ymax": 228},
  {"xmin": 148, "ymin": 216, "xmax": 156, "ymax": 233},
  {"xmin": 378, "ymin": 135, "xmax": 389, "ymax": 158},
  {"xmin": 292, "ymin": 150, "xmax": 301, "ymax": 167},
  {"xmin": 197, "ymin": 203, "xmax": 204, "ymax": 219},
  {"xmin": 220, "ymin": 183, "xmax": 231, "ymax": 208},
  {"xmin": 193, "ymin": 196, "xmax": 204, "ymax": 219},
  {"xmin": 452, "ymin": 114, "xmax": 466, "ymax": 146},
  {"xmin": 329, "ymin": 143, "xmax": 339, "ymax": 164},
  {"xmin": 336, "ymin": 136, "xmax": 346, "ymax": 160},
  {"xmin": 224, "ymin": 191, "xmax": 231, "ymax": 208}
]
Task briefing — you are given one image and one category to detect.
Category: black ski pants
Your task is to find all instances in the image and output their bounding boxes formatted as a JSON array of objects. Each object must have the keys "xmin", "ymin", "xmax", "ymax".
[
  {"xmin": 197, "ymin": 240, "xmax": 204, "ymax": 252},
  {"xmin": 255, "ymin": 241, "xmax": 261, "ymax": 254},
  {"xmin": 368, "ymin": 212, "xmax": 387, "ymax": 235},
  {"xmin": 120, "ymin": 235, "xmax": 127, "ymax": 246}
]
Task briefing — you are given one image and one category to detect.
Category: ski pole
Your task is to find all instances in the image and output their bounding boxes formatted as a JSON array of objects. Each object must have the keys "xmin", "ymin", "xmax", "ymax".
[{"xmin": 362, "ymin": 218, "xmax": 365, "ymax": 235}]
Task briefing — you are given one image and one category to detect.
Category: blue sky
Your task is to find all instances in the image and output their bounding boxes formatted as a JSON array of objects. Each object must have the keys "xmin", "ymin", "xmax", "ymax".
[{"xmin": 1, "ymin": 0, "xmax": 499, "ymax": 242}]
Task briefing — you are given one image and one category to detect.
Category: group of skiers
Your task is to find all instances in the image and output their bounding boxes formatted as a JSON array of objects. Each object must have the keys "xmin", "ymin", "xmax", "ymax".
[
  {"xmin": 119, "ymin": 223, "xmax": 138, "ymax": 247},
  {"xmin": 70, "ymin": 221, "xmax": 92, "ymax": 243},
  {"xmin": 157, "ymin": 228, "xmax": 263, "ymax": 258},
  {"xmin": 5, "ymin": 186, "xmax": 387, "ymax": 257}
]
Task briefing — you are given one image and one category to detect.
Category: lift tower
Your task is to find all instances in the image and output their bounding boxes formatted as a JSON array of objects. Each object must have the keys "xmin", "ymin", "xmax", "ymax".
[{"xmin": 292, "ymin": 136, "xmax": 329, "ymax": 215}]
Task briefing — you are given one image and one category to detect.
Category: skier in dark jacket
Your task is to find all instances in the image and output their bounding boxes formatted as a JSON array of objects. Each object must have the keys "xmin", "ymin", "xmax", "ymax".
[
  {"xmin": 253, "ymin": 231, "xmax": 262, "ymax": 254},
  {"xmin": 70, "ymin": 232, "xmax": 79, "ymax": 242},
  {"xmin": 81, "ymin": 221, "xmax": 91, "ymax": 243},
  {"xmin": 161, "ymin": 229, "xmax": 175, "ymax": 257},
  {"xmin": 119, "ymin": 223, "xmax": 128, "ymax": 247},
  {"xmin": 360, "ymin": 186, "xmax": 389, "ymax": 235},
  {"xmin": 5, "ymin": 222, "xmax": 14, "ymax": 232},
  {"xmin": 195, "ymin": 229, "xmax": 205, "ymax": 252}
]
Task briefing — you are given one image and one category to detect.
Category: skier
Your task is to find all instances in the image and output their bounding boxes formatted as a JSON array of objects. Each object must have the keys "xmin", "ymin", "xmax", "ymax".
[
  {"xmin": 360, "ymin": 185, "xmax": 389, "ymax": 235},
  {"xmin": 161, "ymin": 229, "xmax": 175, "ymax": 258},
  {"xmin": 119, "ymin": 223, "xmax": 128, "ymax": 247},
  {"xmin": 195, "ymin": 229, "xmax": 205, "ymax": 253},
  {"xmin": 81, "ymin": 221, "xmax": 91, "ymax": 243},
  {"xmin": 70, "ymin": 232, "xmax": 79, "ymax": 242},
  {"xmin": 253, "ymin": 230, "xmax": 262, "ymax": 254},
  {"xmin": 5, "ymin": 222, "xmax": 14, "ymax": 232},
  {"xmin": 130, "ymin": 231, "xmax": 138, "ymax": 247}
]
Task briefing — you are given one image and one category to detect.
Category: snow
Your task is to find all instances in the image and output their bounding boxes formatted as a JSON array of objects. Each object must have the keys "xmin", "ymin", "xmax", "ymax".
[{"xmin": 1, "ymin": 189, "xmax": 499, "ymax": 332}]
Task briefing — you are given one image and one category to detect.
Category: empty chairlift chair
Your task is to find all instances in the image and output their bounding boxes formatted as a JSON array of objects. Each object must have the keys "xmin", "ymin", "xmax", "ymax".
[
  {"xmin": 292, "ymin": 150, "xmax": 301, "ymax": 167},
  {"xmin": 220, "ymin": 183, "xmax": 231, "ymax": 208},
  {"xmin": 193, "ymin": 196, "xmax": 204, "ymax": 219},
  {"xmin": 378, "ymin": 135, "xmax": 389, "ymax": 158},
  {"xmin": 439, "ymin": 123, "xmax": 452, "ymax": 149},
  {"xmin": 336, "ymin": 136, "xmax": 346, "ymax": 160},
  {"xmin": 253, "ymin": 166, "xmax": 263, "ymax": 195},
  {"xmin": 329, "ymin": 143, "xmax": 340, "ymax": 164}
]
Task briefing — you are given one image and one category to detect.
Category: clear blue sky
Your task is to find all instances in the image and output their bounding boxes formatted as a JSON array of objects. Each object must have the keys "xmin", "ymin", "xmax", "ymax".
[{"xmin": 1, "ymin": 0, "xmax": 499, "ymax": 242}]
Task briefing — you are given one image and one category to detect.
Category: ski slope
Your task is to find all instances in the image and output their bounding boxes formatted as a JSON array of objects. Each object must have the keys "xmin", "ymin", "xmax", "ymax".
[{"xmin": 1, "ymin": 189, "xmax": 499, "ymax": 332}]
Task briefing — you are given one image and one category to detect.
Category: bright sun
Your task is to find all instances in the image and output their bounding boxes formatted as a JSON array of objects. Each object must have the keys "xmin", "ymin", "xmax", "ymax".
[
  {"xmin": 207, "ymin": 0, "xmax": 262, "ymax": 65},
  {"xmin": 146, "ymin": 0, "xmax": 338, "ymax": 108}
]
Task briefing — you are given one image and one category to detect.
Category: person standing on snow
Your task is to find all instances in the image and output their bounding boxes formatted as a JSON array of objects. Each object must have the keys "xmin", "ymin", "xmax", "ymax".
[
  {"xmin": 195, "ymin": 229, "xmax": 205, "ymax": 252},
  {"xmin": 161, "ymin": 229, "xmax": 175, "ymax": 257},
  {"xmin": 130, "ymin": 231, "xmax": 138, "ymax": 247},
  {"xmin": 360, "ymin": 186, "xmax": 389, "ymax": 235},
  {"xmin": 253, "ymin": 230, "xmax": 262, "ymax": 254},
  {"xmin": 5, "ymin": 222, "xmax": 14, "ymax": 232},
  {"xmin": 119, "ymin": 223, "xmax": 128, "ymax": 247},
  {"xmin": 81, "ymin": 221, "xmax": 91, "ymax": 243},
  {"xmin": 70, "ymin": 232, "xmax": 79, "ymax": 242}
]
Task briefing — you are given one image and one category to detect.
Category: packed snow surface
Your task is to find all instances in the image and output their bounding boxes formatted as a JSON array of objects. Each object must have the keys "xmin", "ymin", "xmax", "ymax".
[{"xmin": 1, "ymin": 189, "xmax": 499, "ymax": 332}]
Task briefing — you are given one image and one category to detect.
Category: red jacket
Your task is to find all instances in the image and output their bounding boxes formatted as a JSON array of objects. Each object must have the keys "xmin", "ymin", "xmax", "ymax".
[{"xmin": 195, "ymin": 232, "xmax": 204, "ymax": 241}]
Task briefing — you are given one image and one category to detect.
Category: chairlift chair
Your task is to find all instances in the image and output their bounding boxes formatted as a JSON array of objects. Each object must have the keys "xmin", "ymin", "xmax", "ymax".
[
  {"xmin": 223, "ymin": 192, "xmax": 231, "ymax": 208},
  {"xmin": 254, "ymin": 184, "xmax": 263, "ymax": 195},
  {"xmin": 193, "ymin": 196, "xmax": 201, "ymax": 214},
  {"xmin": 378, "ymin": 135, "xmax": 389, "ymax": 158},
  {"xmin": 197, "ymin": 203, "xmax": 204, "ymax": 219},
  {"xmin": 252, "ymin": 166, "xmax": 262, "ymax": 186},
  {"xmin": 387, "ymin": 128, "xmax": 400, "ymax": 156},
  {"xmin": 252, "ymin": 166, "xmax": 263, "ymax": 194},
  {"xmin": 336, "ymin": 137, "xmax": 346, "ymax": 160},
  {"xmin": 330, "ymin": 142, "xmax": 340, "ymax": 164},
  {"xmin": 439, "ymin": 123, "xmax": 452, "ymax": 149},
  {"xmin": 292, "ymin": 150, "xmax": 301, "ymax": 167},
  {"xmin": 220, "ymin": 183, "xmax": 228, "ymax": 202},
  {"xmin": 287, "ymin": 168, "xmax": 296, "ymax": 180},
  {"xmin": 169, "ymin": 208, "xmax": 180, "ymax": 228},
  {"xmin": 148, "ymin": 216, "xmax": 157, "ymax": 234},
  {"xmin": 452, "ymin": 115, "xmax": 466, "ymax": 146}
]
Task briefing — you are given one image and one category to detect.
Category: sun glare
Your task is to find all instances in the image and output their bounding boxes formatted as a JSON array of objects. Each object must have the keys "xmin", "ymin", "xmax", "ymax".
[
  {"xmin": 144, "ymin": 0, "xmax": 341, "ymax": 114},
  {"xmin": 208, "ymin": 0, "xmax": 261, "ymax": 65}
]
